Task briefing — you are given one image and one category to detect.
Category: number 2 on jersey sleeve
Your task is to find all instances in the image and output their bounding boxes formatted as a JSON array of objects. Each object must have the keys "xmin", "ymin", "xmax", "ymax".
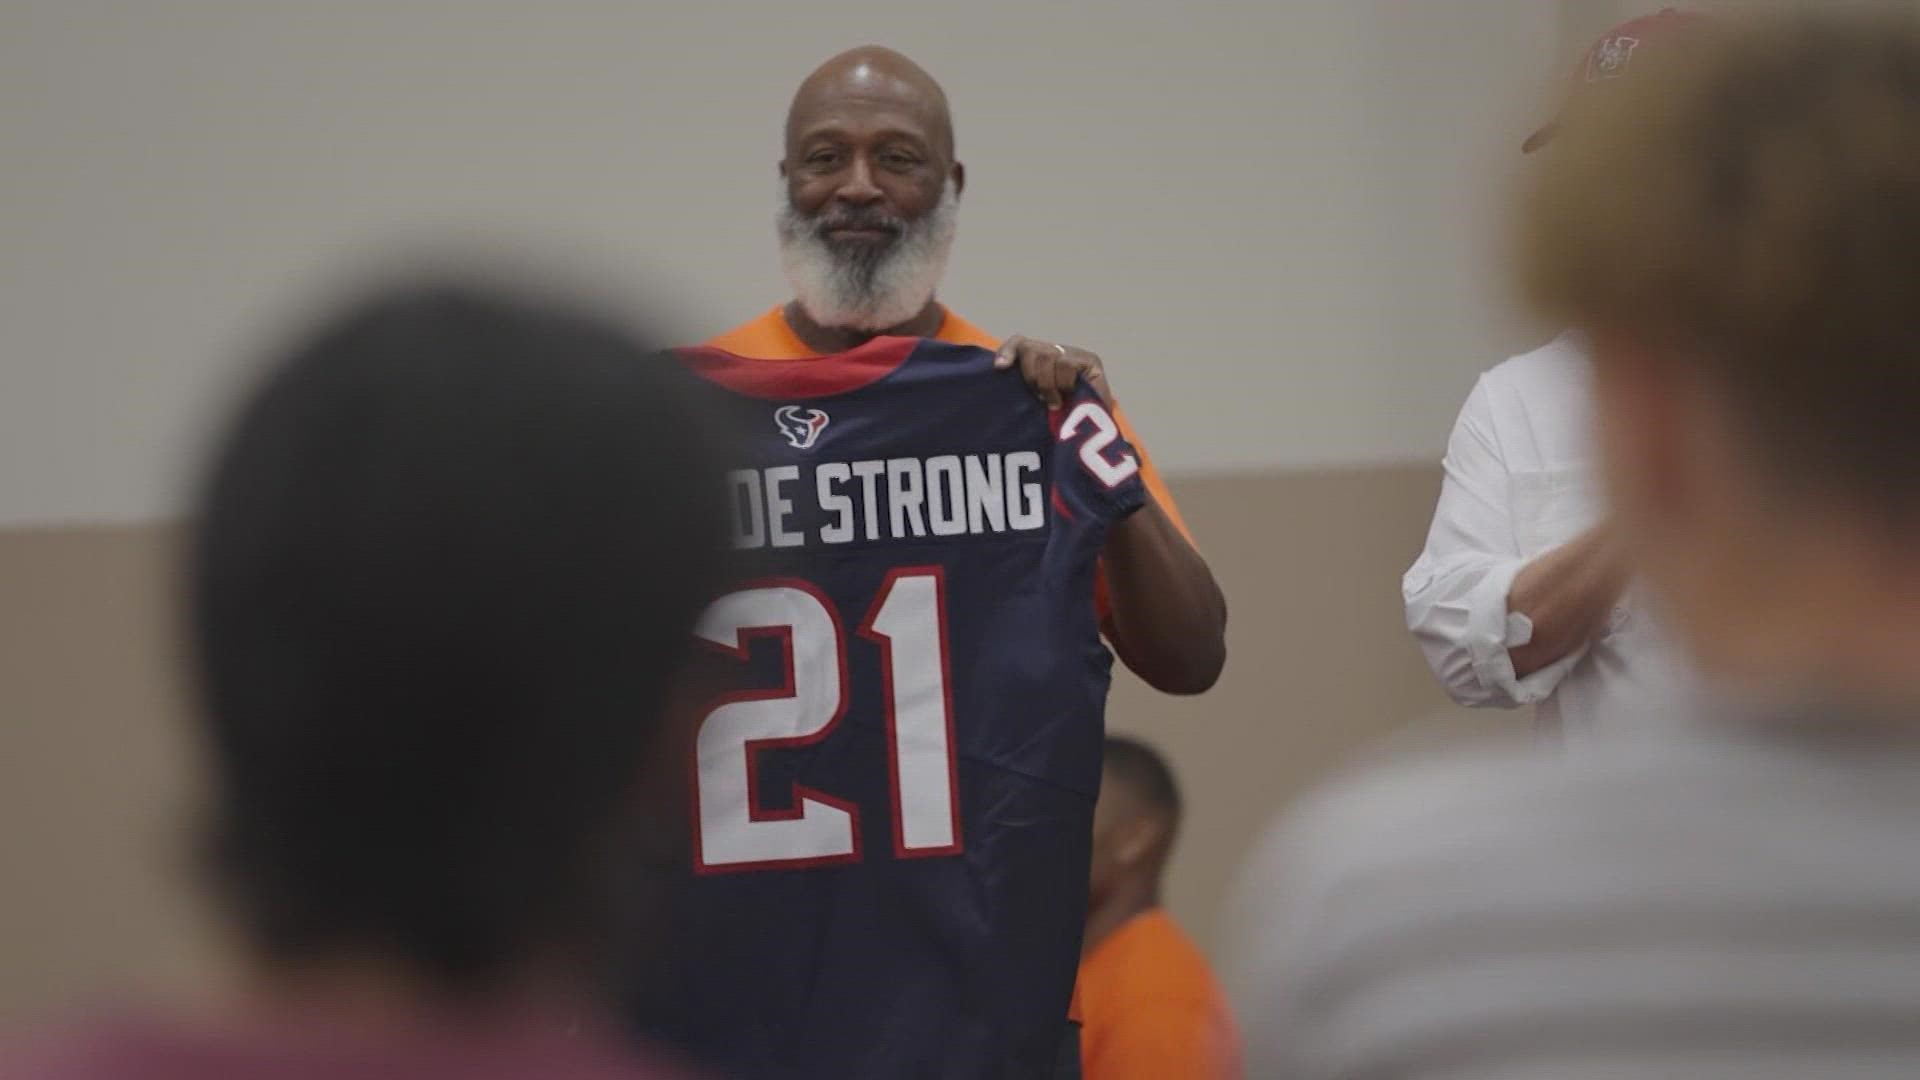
[
  {"xmin": 1060, "ymin": 401, "xmax": 1140, "ymax": 488},
  {"xmin": 691, "ymin": 569, "xmax": 960, "ymax": 873}
]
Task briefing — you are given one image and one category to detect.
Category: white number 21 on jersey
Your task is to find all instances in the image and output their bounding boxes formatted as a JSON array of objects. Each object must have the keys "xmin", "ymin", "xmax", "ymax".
[{"xmin": 691, "ymin": 569, "xmax": 960, "ymax": 873}]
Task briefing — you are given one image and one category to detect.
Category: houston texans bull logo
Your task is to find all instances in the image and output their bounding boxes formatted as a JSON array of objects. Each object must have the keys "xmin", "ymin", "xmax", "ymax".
[
  {"xmin": 1586, "ymin": 35, "xmax": 1639, "ymax": 83},
  {"xmin": 775, "ymin": 405, "xmax": 831, "ymax": 450}
]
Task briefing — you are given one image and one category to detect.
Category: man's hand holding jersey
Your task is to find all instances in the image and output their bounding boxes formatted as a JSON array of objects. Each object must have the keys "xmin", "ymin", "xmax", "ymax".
[
  {"xmin": 993, "ymin": 332, "xmax": 1227, "ymax": 695},
  {"xmin": 994, "ymin": 334, "xmax": 1114, "ymax": 408}
]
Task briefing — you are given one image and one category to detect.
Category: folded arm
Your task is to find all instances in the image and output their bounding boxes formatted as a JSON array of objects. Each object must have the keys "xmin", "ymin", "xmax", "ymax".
[{"xmin": 1405, "ymin": 379, "xmax": 1620, "ymax": 708}]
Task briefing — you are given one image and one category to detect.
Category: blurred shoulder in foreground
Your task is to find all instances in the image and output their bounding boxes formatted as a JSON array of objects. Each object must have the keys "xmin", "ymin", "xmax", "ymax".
[{"xmin": 1228, "ymin": 713, "xmax": 1920, "ymax": 1080}]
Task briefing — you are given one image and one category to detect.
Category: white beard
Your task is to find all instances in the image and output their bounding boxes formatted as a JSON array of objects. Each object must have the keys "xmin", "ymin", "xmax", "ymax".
[{"xmin": 778, "ymin": 182, "xmax": 958, "ymax": 333}]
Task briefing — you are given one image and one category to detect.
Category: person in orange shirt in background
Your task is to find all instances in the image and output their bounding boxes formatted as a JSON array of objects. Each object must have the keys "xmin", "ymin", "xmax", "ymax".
[
  {"xmin": 708, "ymin": 45, "xmax": 1227, "ymax": 695},
  {"xmin": 1078, "ymin": 737, "xmax": 1239, "ymax": 1079}
]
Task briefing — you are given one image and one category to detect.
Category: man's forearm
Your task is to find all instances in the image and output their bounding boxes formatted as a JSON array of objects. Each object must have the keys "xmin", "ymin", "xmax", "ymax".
[
  {"xmin": 1102, "ymin": 498, "xmax": 1227, "ymax": 695},
  {"xmin": 1506, "ymin": 524, "xmax": 1629, "ymax": 678}
]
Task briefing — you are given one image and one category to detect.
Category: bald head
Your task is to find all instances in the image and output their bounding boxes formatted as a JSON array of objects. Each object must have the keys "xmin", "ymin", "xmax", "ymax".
[{"xmin": 786, "ymin": 46, "xmax": 955, "ymax": 163}]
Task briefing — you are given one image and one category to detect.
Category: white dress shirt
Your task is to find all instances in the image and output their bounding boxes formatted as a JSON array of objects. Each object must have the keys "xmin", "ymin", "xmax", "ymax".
[{"xmin": 1403, "ymin": 334, "xmax": 1684, "ymax": 736}]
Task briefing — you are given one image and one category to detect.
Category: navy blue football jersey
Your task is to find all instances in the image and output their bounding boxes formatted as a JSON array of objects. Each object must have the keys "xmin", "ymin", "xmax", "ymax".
[{"xmin": 654, "ymin": 337, "xmax": 1145, "ymax": 1078}]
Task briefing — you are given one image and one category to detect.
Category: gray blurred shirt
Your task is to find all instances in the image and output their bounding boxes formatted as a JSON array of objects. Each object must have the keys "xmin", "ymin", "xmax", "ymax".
[{"xmin": 1225, "ymin": 702, "xmax": 1920, "ymax": 1079}]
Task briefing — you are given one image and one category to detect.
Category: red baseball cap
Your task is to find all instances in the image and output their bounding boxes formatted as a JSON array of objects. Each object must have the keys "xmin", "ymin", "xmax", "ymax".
[{"xmin": 1523, "ymin": 8, "xmax": 1711, "ymax": 153}]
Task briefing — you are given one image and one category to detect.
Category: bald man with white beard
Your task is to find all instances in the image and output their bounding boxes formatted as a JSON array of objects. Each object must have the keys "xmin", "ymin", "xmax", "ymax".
[{"xmin": 708, "ymin": 46, "xmax": 1226, "ymax": 696}]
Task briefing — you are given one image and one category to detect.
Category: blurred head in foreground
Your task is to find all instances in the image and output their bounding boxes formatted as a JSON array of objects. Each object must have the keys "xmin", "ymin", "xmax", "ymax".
[
  {"xmin": 191, "ymin": 284, "xmax": 729, "ymax": 1004},
  {"xmin": 14, "ymin": 284, "xmax": 733, "ymax": 1078},
  {"xmin": 1232, "ymin": 15, "xmax": 1920, "ymax": 1079},
  {"xmin": 1520, "ymin": 9, "xmax": 1920, "ymax": 706}
]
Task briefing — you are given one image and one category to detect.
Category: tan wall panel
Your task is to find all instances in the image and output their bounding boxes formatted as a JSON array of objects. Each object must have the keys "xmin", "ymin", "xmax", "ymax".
[
  {"xmin": 0, "ymin": 464, "xmax": 1511, "ymax": 1018},
  {"xmin": 0, "ymin": 526, "xmax": 226, "ymax": 1020},
  {"xmin": 1104, "ymin": 467, "xmax": 1511, "ymax": 951}
]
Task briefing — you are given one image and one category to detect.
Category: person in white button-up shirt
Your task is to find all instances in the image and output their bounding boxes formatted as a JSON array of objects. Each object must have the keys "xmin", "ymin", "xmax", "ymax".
[
  {"xmin": 1402, "ymin": 6, "xmax": 1703, "ymax": 737},
  {"xmin": 1403, "ymin": 333, "xmax": 1685, "ymax": 735}
]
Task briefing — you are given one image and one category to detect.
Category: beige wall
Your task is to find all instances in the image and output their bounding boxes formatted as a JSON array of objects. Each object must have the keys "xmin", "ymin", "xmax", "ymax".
[
  {"xmin": 0, "ymin": 526, "xmax": 224, "ymax": 1018},
  {"xmin": 1557, "ymin": 0, "xmax": 1902, "ymax": 57},
  {"xmin": 0, "ymin": 0, "xmax": 1584, "ymax": 1020},
  {"xmin": 1105, "ymin": 469, "xmax": 1509, "ymax": 950},
  {"xmin": 0, "ymin": 0, "xmax": 1562, "ymax": 527}
]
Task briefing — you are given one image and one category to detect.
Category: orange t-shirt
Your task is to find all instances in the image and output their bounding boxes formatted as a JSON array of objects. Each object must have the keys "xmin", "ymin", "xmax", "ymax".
[
  {"xmin": 1075, "ymin": 909, "xmax": 1240, "ymax": 1080},
  {"xmin": 705, "ymin": 307, "xmax": 1195, "ymax": 624}
]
